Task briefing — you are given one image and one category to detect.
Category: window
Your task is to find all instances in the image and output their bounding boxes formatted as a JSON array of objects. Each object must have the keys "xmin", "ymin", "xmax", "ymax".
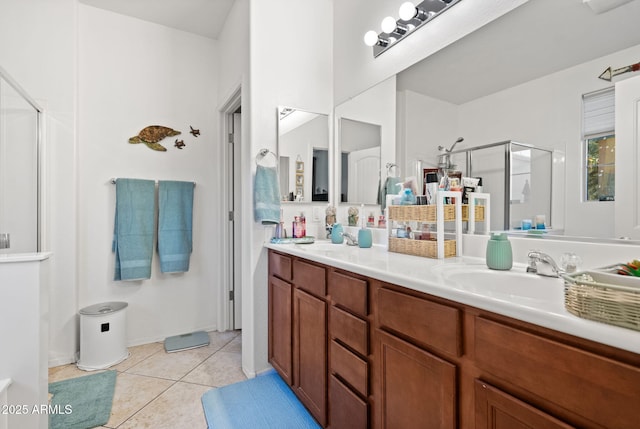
[{"xmin": 583, "ymin": 88, "xmax": 615, "ymax": 201}]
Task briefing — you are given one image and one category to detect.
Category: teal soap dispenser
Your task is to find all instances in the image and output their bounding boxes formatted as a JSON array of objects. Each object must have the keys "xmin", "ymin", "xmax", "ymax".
[
  {"xmin": 357, "ymin": 205, "xmax": 372, "ymax": 248},
  {"xmin": 331, "ymin": 223, "xmax": 344, "ymax": 244},
  {"xmin": 486, "ymin": 233, "xmax": 513, "ymax": 270}
]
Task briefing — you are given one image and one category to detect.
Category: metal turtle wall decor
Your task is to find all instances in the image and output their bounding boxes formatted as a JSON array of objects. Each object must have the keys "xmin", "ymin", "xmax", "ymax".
[
  {"xmin": 174, "ymin": 139, "xmax": 185, "ymax": 149},
  {"xmin": 128, "ymin": 125, "xmax": 181, "ymax": 151},
  {"xmin": 190, "ymin": 126, "xmax": 200, "ymax": 137}
]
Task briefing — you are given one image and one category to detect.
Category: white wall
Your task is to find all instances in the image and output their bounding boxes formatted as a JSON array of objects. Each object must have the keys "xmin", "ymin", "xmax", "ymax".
[
  {"xmin": 0, "ymin": 0, "xmax": 78, "ymax": 366},
  {"xmin": 247, "ymin": 0, "xmax": 333, "ymax": 375},
  {"xmin": 333, "ymin": 0, "xmax": 527, "ymax": 105},
  {"xmin": 77, "ymin": 5, "xmax": 220, "ymax": 348}
]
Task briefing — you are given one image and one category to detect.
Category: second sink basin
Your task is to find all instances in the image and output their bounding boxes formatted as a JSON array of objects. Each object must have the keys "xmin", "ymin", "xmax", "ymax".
[{"xmin": 435, "ymin": 265, "xmax": 564, "ymax": 304}]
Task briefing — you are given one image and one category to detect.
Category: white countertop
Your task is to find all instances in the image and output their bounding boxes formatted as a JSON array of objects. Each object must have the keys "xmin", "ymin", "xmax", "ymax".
[
  {"xmin": 0, "ymin": 252, "xmax": 51, "ymax": 263},
  {"xmin": 265, "ymin": 241, "xmax": 640, "ymax": 355}
]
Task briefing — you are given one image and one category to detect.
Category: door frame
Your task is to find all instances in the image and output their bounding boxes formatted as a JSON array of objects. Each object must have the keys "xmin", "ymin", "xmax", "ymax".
[{"xmin": 219, "ymin": 87, "xmax": 242, "ymax": 331}]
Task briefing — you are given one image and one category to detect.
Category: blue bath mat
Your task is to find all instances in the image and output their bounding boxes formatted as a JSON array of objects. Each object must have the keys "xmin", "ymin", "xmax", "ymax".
[
  {"xmin": 48, "ymin": 370, "xmax": 116, "ymax": 429},
  {"xmin": 201, "ymin": 370, "xmax": 320, "ymax": 429},
  {"xmin": 164, "ymin": 330, "xmax": 210, "ymax": 352}
]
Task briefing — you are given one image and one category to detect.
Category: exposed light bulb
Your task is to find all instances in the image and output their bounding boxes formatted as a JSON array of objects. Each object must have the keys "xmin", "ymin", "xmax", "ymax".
[
  {"xmin": 381, "ymin": 16, "xmax": 397, "ymax": 34},
  {"xmin": 363, "ymin": 30, "xmax": 379, "ymax": 47},
  {"xmin": 399, "ymin": 2, "xmax": 417, "ymax": 21}
]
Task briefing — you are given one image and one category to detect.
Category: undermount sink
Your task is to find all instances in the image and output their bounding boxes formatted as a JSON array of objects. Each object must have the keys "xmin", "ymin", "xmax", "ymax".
[
  {"xmin": 435, "ymin": 265, "xmax": 563, "ymax": 303},
  {"xmin": 295, "ymin": 241, "xmax": 358, "ymax": 253}
]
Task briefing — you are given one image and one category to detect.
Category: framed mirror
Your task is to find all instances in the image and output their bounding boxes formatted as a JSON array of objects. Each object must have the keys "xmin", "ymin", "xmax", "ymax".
[{"xmin": 277, "ymin": 107, "xmax": 330, "ymax": 203}]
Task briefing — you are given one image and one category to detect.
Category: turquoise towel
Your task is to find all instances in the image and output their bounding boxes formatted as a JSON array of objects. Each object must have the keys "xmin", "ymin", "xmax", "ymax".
[
  {"xmin": 381, "ymin": 176, "xmax": 402, "ymax": 212},
  {"xmin": 254, "ymin": 165, "xmax": 281, "ymax": 225},
  {"xmin": 158, "ymin": 180, "xmax": 194, "ymax": 273},
  {"xmin": 113, "ymin": 179, "xmax": 155, "ymax": 281}
]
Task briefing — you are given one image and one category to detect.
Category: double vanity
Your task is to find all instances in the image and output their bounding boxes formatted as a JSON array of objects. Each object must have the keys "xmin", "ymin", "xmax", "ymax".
[{"xmin": 266, "ymin": 241, "xmax": 640, "ymax": 429}]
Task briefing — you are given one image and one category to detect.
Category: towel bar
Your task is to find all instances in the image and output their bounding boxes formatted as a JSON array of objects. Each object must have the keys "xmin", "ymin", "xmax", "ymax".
[{"xmin": 109, "ymin": 178, "xmax": 196, "ymax": 187}]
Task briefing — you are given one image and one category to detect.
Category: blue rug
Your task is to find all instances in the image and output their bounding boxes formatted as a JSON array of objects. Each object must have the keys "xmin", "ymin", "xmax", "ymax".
[
  {"xmin": 48, "ymin": 370, "xmax": 116, "ymax": 429},
  {"xmin": 201, "ymin": 370, "xmax": 320, "ymax": 429}
]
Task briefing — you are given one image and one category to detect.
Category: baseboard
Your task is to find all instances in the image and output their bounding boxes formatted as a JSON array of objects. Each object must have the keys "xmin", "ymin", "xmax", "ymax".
[
  {"xmin": 126, "ymin": 324, "xmax": 219, "ymax": 348},
  {"xmin": 48, "ymin": 324, "xmax": 220, "ymax": 368},
  {"xmin": 48, "ymin": 355, "xmax": 76, "ymax": 368}
]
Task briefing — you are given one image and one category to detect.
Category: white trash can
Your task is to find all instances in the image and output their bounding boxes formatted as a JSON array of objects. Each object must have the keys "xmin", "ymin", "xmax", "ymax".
[{"xmin": 77, "ymin": 301, "xmax": 129, "ymax": 371}]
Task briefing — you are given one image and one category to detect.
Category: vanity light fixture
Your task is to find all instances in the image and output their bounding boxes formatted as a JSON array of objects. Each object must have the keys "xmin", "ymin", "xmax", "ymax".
[{"xmin": 364, "ymin": 0, "xmax": 462, "ymax": 57}]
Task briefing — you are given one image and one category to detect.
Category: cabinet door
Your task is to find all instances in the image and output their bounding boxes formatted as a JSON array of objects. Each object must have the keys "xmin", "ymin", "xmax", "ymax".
[
  {"xmin": 294, "ymin": 288, "xmax": 327, "ymax": 427},
  {"xmin": 268, "ymin": 276, "xmax": 293, "ymax": 385},
  {"xmin": 375, "ymin": 329, "xmax": 456, "ymax": 429},
  {"xmin": 329, "ymin": 375, "xmax": 367, "ymax": 429},
  {"xmin": 475, "ymin": 380, "xmax": 574, "ymax": 429}
]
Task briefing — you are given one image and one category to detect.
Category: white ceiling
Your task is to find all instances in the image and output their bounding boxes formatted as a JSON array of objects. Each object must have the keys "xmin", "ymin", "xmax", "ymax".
[
  {"xmin": 79, "ymin": 0, "xmax": 640, "ymax": 105},
  {"xmin": 398, "ymin": 0, "xmax": 640, "ymax": 104},
  {"xmin": 79, "ymin": 0, "xmax": 235, "ymax": 39}
]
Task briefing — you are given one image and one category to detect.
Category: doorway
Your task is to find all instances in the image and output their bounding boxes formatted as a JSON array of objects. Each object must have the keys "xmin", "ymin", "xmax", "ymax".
[{"xmin": 221, "ymin": 89, "xmax": 242, "ymax": 330}]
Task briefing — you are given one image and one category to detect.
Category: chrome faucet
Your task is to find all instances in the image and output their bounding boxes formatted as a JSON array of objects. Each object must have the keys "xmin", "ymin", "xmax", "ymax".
[
  {"xmin": 526, "ymin": 251, "xmax": 562, "ymax": 277},
  {"xmin": 342, "ymin": 232, "xmax": 358, "ymax": 246}
]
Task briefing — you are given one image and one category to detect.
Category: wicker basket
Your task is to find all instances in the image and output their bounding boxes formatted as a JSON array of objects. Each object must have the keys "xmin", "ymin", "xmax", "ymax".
[
  {"xmin": 388, "ymin": 237, "xmax": 457, "ymax": 258},
  {"xmin": 461, "ymin": 205, "xmax": 485, "ymax": 222},
  {"xmin": 388, "ymin": 204, "xmax": 485, "ymax": 222},
  {"xmin": 563, "ymin": 270, "xmax": 640, "ymax": 332},
  {"xmin": 388, "ymin": 205, "xmax": 455, "ymax": 222}
]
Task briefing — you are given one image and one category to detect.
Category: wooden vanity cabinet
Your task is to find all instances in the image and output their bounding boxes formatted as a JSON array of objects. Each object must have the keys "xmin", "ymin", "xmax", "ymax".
[{"xmin": 268, "ymin": 250, "xmax": 640, "ymax": 429}]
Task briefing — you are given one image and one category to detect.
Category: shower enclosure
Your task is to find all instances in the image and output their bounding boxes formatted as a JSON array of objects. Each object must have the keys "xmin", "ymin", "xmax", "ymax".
[
  {"xmin": 0, "ymin": 66, "xmax": 42, "ymax": 253},
  {"xmin": 447, "ymin": 140, "xmax": 553, "ymax": 232}
]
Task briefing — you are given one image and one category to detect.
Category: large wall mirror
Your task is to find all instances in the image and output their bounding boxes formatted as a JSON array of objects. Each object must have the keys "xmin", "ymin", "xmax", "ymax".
[
  {"xmin": 335, "ymin": 0, "xmax": 640, "ymax": 241},
  {"xmin": 277, "ymin": 107, "xmax": 330, "ymax": 203}
]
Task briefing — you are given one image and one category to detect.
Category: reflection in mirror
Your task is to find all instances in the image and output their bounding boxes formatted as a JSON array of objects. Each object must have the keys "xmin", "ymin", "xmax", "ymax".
[
  {"xmin": 277, "ymin": 107, "xmax": 329, "ymax": 203},
  {"xmin": 334, "ymin": 76, "xmax": 396, "ymax": 213},
  {"xmin": 340, "ymin": 118, "xmax": 381, "ymax": 204},
  {"xmin": 448, "ymin": 141, "xmax": 553, "ymax": 232},
  {"xmin": 383, "ymin": 0, "xmax": 640, "ymax": 241}
]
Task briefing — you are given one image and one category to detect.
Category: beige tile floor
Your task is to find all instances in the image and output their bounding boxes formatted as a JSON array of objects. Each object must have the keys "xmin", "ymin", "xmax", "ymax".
[{"xmin": 48, "ymin": 330, "xmax": 245, "ymax": 429}]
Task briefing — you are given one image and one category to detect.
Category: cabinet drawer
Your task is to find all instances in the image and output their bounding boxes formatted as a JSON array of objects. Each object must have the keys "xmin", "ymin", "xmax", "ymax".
[
  {"xmin": 328, "ymin": 271, "xmax": 368, "ymax": 317},
  {"xmin": 330, "ymin": 340, "xmax": 368, "ymax": 397},
  {"xmin": 330, "ymin": 305, "xmax": 368, "ymax": 356},
  {"xmin": 475, "ymin": 317, "xmax": 640, "ymax": 429},
  {"xmin": 293, "ymin": 259, "xmax": 326, "ymax": 297},
  {"xmin": 269, "ymin": 251, "xmax": 292, "ymax": 281},
  {"xmin": 377, "ymin": 287, "xmax": 461, "ymax": 357},
  {"xmin": 329, "ymin": 375, "xmax": 368, "ymax": 429}
]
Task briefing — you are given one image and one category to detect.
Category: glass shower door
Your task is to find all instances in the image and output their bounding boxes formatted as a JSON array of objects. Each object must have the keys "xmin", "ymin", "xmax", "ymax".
[{"xmin": 0, "ymin": 67, "xmax": 41, "ymax": 253}]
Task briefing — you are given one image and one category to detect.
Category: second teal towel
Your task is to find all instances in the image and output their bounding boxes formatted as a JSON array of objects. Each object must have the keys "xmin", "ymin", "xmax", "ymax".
[{"xmin": 158, "ymin": 180, "xmax": 194, "ymax": 273}]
